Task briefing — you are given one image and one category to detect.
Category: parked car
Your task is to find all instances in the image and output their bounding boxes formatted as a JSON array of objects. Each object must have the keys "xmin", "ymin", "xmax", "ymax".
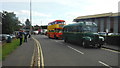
[
  {"xmin": 10, "ymin": 34, "xmax": 16, "ymax": 38},
  {"xmin": 41, "ymin": 29, "xmax": 47, "ymax": 35},
  {"xmin": 0, "ymin": 34, "xmax": 2, "ymax": 41},
  {"xmin": 108, "ymin": 33, "xmax": 119, "ymax": 36},
  {"xmin": 1, "ymin": 34, "xmax": 12, "ymax": 43},
  {"xmin": 33, "ymin": 31, "xmax": 39, "ymax": 35},
  {"xmin": 2, "ymin": 34, "xmax": 10, "ymax": 40}
]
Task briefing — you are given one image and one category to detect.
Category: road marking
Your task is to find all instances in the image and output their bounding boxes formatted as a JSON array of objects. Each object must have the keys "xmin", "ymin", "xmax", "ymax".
[
  {"xmin": 30, "ymin": 43, "xmax": 36, "ymax": 67},
  {"xmin": 37, "ymin": 42, "xmax": 41, "ymax": 68},
  {"xmin": 53, "ymin": 40, "xmax": 65, "ymax": 45},
  {"xmin": 59, "ymin": 43, "xmax": 64, "ymax": 45},
  {"xmin": 37, "ymin": 40, "xmax": 45, "ymax": 68},
  {"xmin": 98, "ymin": 61, "xmax": 112, "ymax": 68},
  {"xmin": 67, "ymin": 46, "xmax": 84, "ymax": 54},
  {"xmin": 32, "ymin": 38, "xmax": 41, "ymax": 68},
  {"xmin": 55, "ymin": 40, "xmax": 58, "ymax": 42},
  {"xmin": 32, "ymin": 37, "xmax": 44, "ymax": 68},
  {"xmin": 101, "ymin": 48, "xmax": 120, "ymax": 54}
]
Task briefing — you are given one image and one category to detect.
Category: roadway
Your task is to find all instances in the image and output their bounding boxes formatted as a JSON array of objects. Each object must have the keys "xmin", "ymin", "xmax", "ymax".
[{"xmin": 33, "ymin": 35, "xmax": 119, "ymax": 68}]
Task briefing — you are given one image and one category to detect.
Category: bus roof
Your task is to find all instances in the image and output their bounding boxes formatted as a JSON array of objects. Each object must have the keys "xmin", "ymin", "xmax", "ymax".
[
  {"xmin": 48, "ymin": 20, "xmax": 65, "ymax": 24},
  {"xmin": 64, "ymin": 22, "xmax": 97, "ymax": 27},
  {"xmin": 55, "ymin": 20, "xmax": 65, "ymax": 22},
  {"xmin": 64, "ymin": 23, "xmax": 84, "ymax": 27}
]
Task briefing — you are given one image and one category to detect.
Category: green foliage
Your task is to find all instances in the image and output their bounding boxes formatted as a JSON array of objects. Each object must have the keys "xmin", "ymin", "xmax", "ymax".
[
  {"xmin": 25, "ymin": 19, "xmax": 31, "ymax": 26},
  {"xmin": 24, "ymin": 19, "xmax": 31, "ymax": 29},
  {"xmin": 2, "ymin": 39, "xmax": 19, "ymax": 60},
  {"xmin": 0, "ymin": 45, "xmax": 2, "ymax": 61},
  {"xmin": 2, "ymin": 11, "xmax": 21, "ymax": 34},
  {"xmin": 33, "ymin": 25, "xmax": 40, "ymax": 30}
]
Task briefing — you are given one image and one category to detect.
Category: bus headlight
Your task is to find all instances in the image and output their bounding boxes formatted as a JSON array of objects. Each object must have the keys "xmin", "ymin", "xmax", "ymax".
[{"xmin": 89, "ymin": 38, "xmax": 92, "ymax": 41}]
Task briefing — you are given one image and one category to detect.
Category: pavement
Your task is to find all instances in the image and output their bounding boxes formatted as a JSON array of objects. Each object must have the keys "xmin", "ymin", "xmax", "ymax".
[
  {"xmin": 2, "ymin": 38, "xmax": 35, "ymax": 67},
  {"xmin": 1, "ymin": 36, "xmax": 119, "ymax": 67},
  {"xmin": 102, "ymin": 44, "xmax": 120, "ymax": 51}
]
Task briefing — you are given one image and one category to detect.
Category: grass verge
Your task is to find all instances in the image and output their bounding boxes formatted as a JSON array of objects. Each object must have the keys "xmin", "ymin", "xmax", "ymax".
[
  {"xmin": 2, "ymin": 39, "xmax": 20, "ymax": 60},
  {"xmin": 0, "ymin": 45, "xmax": 2, "ymax": 61}
]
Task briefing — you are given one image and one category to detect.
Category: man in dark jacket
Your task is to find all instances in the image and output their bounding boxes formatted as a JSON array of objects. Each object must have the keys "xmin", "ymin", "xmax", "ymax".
[
  {"xmin": 24, "ymin": 32, "xmax": 28, "ymax": 42},
  {"xmin": 18, "ymin": 30, "xmax": 23, "ymax": 45}
]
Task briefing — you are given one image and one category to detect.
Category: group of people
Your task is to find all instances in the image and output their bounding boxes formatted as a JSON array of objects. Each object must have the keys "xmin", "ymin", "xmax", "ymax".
[{"xmin": 17, "ymin": 30, "xmax": 31, "ymax": 45}]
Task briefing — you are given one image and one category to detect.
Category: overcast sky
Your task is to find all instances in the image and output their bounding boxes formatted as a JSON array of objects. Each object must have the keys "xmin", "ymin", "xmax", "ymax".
[{"xmin": 0, "ymin": 0, "xmax": 120, "ymax": 26}]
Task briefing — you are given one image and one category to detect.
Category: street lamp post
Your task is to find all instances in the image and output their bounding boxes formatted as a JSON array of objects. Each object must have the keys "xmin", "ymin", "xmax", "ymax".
[{"xmin": 30, "ymin": 0, "xmax": 32, "ymax": 34}]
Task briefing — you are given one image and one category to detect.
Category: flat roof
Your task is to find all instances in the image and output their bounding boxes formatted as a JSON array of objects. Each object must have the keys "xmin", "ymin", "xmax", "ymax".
[{"xmin": 75, "ymin": 12, "xmax": 119, "ymax": 20}]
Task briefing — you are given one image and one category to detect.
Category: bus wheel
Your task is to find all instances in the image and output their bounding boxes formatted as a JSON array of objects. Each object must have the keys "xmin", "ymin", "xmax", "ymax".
[
  {"xmin": 82, "ymin": 41, "xmax": 88, "ymax": 48},
  {"xmin": 54, "ymin": 35, "xmax": 58, "ymax": 39},
  {"xmin": 48, "ymin": 35, "xmax": 51, "ymax": 38},
  {"xmin": 97, "ymin": 44, "xmax": 102, "ymax": 48},
  {"xmin": 64, "ymin": 38, "xmax": 68, "ymax": 43}
]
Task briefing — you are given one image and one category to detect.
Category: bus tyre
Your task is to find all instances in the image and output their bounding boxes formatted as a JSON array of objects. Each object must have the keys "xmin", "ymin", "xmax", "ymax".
[
  {"xmin": 97, "ymin": 44, "xmax": 102, "ymax": 48},
  {"xmin": 64, "ymin": 38, "xmax": 68, "ymax": 43},
  {"xmin": 48, "ymin": 35, "xmax": 51, "ymax": 38},
  {"xmin": 82, "ymin": 40, "xmax": 88, "ymax": 48},
  {"xmin": 54, "ymin": 35, "xmax": 58, "ymax": 39}
]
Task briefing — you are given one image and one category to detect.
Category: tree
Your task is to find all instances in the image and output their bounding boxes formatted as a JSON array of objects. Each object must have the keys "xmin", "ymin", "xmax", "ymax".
[
  {"xmin": 25, "ymin": 19, "xmax": 31, "ymax": 29},
  {"xmin": 33, "ymin": 25, "xmax": 40, "ymax": 30},
  {"xmin": 2, "ymin": 11, "xmax": 21, "ymax": 34}
]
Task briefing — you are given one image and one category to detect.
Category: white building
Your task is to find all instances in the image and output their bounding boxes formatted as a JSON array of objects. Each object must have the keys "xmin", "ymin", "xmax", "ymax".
[{"xmin": 74, "ymin": 12, "xmax": 120, "ymax": 33}]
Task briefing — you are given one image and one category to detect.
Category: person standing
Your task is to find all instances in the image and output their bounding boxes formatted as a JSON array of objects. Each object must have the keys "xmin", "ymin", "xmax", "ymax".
[
  {"xmin": 18, "ymin": 30, "xmax": 23, "ymax": 45},
  {"xmin": 24, "ymin": 32, "xmax": 28, "ymax": 42},
  {"xmin": 28, "ymin": 32, "xmax": 31, "ymax": 38}
]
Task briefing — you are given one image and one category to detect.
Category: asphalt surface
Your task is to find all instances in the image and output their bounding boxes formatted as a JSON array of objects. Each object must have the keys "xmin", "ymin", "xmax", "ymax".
[
  {"xmin": 2, "ymin": 38, "xmax": 35, "ymax": 66},
  {"xmin": 2, "ymin": 35, "xmax": 119, "ymax": 68},
  {"xmin": 33, "ymin": 35, "xmax": 119, "ymax": 67}
]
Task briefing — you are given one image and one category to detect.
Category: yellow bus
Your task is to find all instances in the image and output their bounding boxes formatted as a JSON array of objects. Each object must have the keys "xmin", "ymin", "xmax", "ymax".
[{"xmin": 47, "ymin": 20, "xmax": 65, "ymax": 39}]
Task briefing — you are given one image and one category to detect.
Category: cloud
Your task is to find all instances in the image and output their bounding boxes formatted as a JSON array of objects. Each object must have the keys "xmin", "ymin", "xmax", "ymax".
[
  {"xmin": 32, "ymin": 11, "xmax": 51, "ymax": 17},
  {"xmin": 82, "ymin": 0, "xmax": 119, "ymax": 13},
  {"xmin": 0, "ymin": 0, "xmax": 29, "ymax": 2},
  {"xmin": 1, "ymin": 0, "xmax": 119, "ymax": 13},
  {"xmin": 13, "ymin": 10, "xmax": 52, "ymax": 25},
  {"xmin": 1, "ymin": 0, "xmax": 119, "ymax": 25},
  {"xmin": 14, "ymin": 10, "xmax": 51, "ymax": 17},
  {"xmin": 31, "ymin": 18, "xmax": 57, "ymax": 26},
  {"xmin": 19, "ymin": 17, "xmax": 27, "ymax": 23}
]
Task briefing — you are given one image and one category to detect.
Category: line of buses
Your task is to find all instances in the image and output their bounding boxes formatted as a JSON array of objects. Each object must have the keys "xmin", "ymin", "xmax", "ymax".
[{"xmin": 47, "ymin": 20, "xmax": 104, "ymax": 48}]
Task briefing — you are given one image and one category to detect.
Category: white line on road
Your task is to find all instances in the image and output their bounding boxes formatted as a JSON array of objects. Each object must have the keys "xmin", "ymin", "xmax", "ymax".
[
  {"xmin": 67, "ymin": 46, "xmax": 84, "ymax": 54},
  {"xmin": 53, "ymin": 40, "xmax": 65, "ymax": 45},
  {"xmin": 58, "ymin": 42, "xmax": 65, "ymax": 45},
  {"xmin": 98, "ymin": 61, "xmax": 112, "ymax": 68},
  {"xmin": 55, "ymin": 40, "xmax": 58, "ymax": 42},
  {"xmin": 101, "ymin": 48, "xmax": 120, "ymax": 54}
]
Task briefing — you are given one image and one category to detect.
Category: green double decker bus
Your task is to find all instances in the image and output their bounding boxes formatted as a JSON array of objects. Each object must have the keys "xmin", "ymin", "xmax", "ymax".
[{"xmin": 63, "ymin": 22, "xmax": 104, "ymax": 48}]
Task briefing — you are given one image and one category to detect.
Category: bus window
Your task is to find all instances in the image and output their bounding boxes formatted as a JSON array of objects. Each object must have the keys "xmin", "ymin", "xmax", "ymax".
[
  {"xmin": 68, "ymin": 27, "xmax": 72, "ymax": 32},
  {"xmin": 55, "ymin": 29, "xmax": 62, "ymax": 33},
  {"xmin": 76, "ymin": 26, "xmax": 80, "ymax": 32},
  {"xmin": 64, "ymin": 28, "xmax": 68, "ymax": 32},
  {"xmin": 57, "ymin": 22, "xmax": 65, "ymax": 24},
  {"xmin": 74, "ymin": 26, "xmax": 78, "ymax": 32},
  {"xmin": 50, "ymin": 30, "xmax": 54, "ymax": 32},
  {"xmin": 55, "ymin": 22, "xmax": 57, "ymax": 24},
  {"xmin": 82, "ymin": 25, "xmax": 98, "ymax": 32},
  {"xmin": 53, "ymin": 22, "xmax": 55, "ymax": 25}
]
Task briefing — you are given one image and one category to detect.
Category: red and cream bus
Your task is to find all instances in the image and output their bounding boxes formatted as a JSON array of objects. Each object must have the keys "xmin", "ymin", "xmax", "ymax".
[{"xmin": 47, "ymin": 20, "xmax": 66, "ymax": 39}]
